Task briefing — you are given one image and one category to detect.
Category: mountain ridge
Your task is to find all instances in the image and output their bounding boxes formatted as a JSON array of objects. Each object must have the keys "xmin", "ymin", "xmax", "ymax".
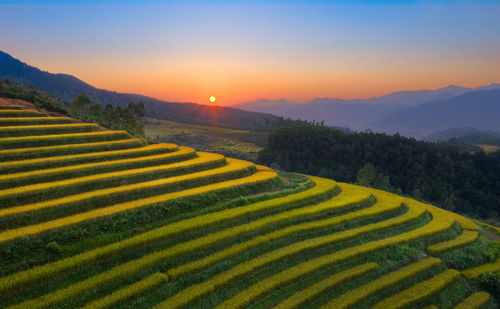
[
  {"xmin": 234, "ymin": 83, "xmax": 500, "ymax": 134},
  {"xmin": 371, "ymin": 89, "xmax": 500, "ymax": 137},
  {"xmin": 0, "ymin": 50, "xmax": 279, "ymax": 130}
]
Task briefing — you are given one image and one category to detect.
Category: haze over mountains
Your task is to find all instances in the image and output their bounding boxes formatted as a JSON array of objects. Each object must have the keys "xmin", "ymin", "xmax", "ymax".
[
  {"xmin": 0, "ymin": 50, "xmax": 278, "ymax": 130},
  {"xmin": 235, "ymin": 84, "xmax": 500, "ymax": 138}
]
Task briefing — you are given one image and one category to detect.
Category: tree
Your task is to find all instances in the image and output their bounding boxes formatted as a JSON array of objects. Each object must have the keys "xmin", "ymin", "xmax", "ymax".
[
  {"xmin": 70, "ymin": 94, "xmax": 92, "ymax": 118},
  {"xmin": 413, "ymin": 188, "xmax": 423, "ymax": 200},
  {"xmin": 373, "ymin": 173, "xmax": 391, "ymax": 191},
  {"xmin": 443, "ymin": 193, "xmax": 457, "ymax": 211},
  {"xmin": 357, "ymin": 163, "xmax": 376, "ymax": 187}
]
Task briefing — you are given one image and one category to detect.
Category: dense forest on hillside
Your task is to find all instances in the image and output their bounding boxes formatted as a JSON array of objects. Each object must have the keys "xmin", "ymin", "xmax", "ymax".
[{"xmin": 258, "ymin": 123, "xmax": 500, "ymax": 222}]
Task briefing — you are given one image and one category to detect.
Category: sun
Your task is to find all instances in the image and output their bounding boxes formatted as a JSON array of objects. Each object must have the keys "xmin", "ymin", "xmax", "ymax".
[{"xmin": 209, "ymin": 95, "xmax": 216, "ymax": 103}]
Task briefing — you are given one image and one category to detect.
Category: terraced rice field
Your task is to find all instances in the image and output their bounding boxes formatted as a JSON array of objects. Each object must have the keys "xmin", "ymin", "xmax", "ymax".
[{"xmin": 0, "ymin": 104, "xmax": 497, "ymax": 308}]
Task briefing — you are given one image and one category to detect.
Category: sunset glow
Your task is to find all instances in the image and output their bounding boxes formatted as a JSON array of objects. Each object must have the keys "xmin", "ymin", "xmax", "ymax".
[
  {"xmin": 1, "ymin": 2, "xmax": 499, "ymax": 106},
  {"xmin": 209, "ymin": 96, "xmax": 216, "ymax": 103}
]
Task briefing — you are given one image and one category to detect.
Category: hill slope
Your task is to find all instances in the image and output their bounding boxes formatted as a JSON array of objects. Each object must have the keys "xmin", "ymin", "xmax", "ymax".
[
  {"xmin": 0, "ymin": 100, "xmax": 498, "ymax": 308},
  {"xmin": 234, "ymin": 84, "xmax": 500, "ymax": 131},
  {"xmin": 0, "ymin": 50, "xmax": 278, "ymax": 129},
  {"xmin": 372, "ymin": 89, "xmax": 500, "ymax": 137}
]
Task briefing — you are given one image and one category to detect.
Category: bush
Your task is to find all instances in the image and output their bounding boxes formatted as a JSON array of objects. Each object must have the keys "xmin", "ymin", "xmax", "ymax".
[{"xmin": 480, "ymin": 272, "xmax": 500, "ymax": 298}]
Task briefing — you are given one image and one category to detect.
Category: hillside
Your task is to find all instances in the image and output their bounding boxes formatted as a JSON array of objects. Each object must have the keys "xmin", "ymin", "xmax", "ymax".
[
  {"xmin": 257, "ymin": 124, "xmax": 500, "ymax": 221},
  {"xmin": 371, "ymin": 89, "xmax": 500, "ymax": 138},
  {"xmin": 144, "ymin": 117, "xmax": 267, "ymax": 162},
  {"xmin": 0, "ymin": 100, "xmax": 499, "ymax": 308},
  {"xmin": 425, "ymin": 127, "xmax": 500, "ymax": 153},
  {"xmin": 233, "ymin": 84, "xmax": 500, "ymax": 131},
  {"xmin": 0, "ymin": 51, "xmax": 278, "ymax": 130}
]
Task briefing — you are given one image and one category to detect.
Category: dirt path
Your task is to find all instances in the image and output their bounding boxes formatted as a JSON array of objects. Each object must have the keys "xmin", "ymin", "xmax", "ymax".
[
  {"xmin": 476, "ymin": 221, "xmax": 500, "ymax": 241},
  {"xmin": 0, "ymin": 98, "xmax": 37, "ymax": 110}
]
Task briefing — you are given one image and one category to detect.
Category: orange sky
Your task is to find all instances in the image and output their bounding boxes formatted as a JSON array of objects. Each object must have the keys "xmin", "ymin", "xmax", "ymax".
[{"xmin": 40, "ymin": 48, "xmax": 499, "ymax": 106}]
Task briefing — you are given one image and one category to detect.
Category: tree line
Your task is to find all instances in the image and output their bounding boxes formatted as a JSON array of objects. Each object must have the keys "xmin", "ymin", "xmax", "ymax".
[
  {"xmin": 0, "ymin": 79, "xmax": 145, "ymax": 137},
  {"xmin": 69, "ymin": 94, "xmax": 145, "ymax": 137},
  {"xmin": 257, "ymin": 123, "xmax": 500, "ymax": 222}
]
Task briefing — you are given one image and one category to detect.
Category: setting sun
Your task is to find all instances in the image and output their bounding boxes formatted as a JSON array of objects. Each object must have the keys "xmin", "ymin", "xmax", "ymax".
[{"xmin": 209, "ymin": 95, "xmax": 216, "ymax": 103}]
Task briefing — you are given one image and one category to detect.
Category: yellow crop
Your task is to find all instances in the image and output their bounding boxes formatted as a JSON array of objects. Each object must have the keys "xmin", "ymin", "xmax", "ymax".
[
  {"xmin": 0, "ymin": 123, "xmax": 96, "ymax": 130},
  {"xmin": 453, "ymin": 215, "xmax": 479, "ymax": 231},
  {"xmin": 157, "ymin": 190, "xmax": 428, "ymax": 308},
  {"xmin": 0, "ymin": 143, "xmax": 177, "ymax": 172},
  {"xmin": 0, "ymin": 130, "xmax": 130, "ymax": 149},
  {"xmin": 474, "ymin": 220, "xmax": 500, "ymax": 234},
  {"xmin": 0, "ymin": 172, "xmax": 325, "ymax": 294},
  {"xmin": 462, "ymin": 257, "xmax": 500, "ymax": 279},
  {"xmin": 213, "ymin": 196, "xmax": 421, "ymax": 309},
  {"xmin": 371, "ymin": 269, "xmax": 460, "ymax": 309},
  {"xmin": 454, "ymin": 292, "xmax": 490, "ymax": 309},
  {"xmin": 273, "ymin": 262, "xmax": 378, "ymax": 309},
  {"xmin": 0, "ymin": 146, "xmax": 195, "ymax": 187},
  {"xmin": 427, "ymin": 230, "xmax": 479, "ymax": 254},
  {"xmin": 0, "ymin": 138, "xmax": 144, "ymax": 159},
  {"xmin": 167, "ymin": 184, "xmax": 375, "ymax": 279},
  {"xmin": 0, "ymin": 123, "xmax": 100, "ymax": 133},
  {"xmin": 79, "ymin": 273, "xmax": 168, "ymax": 309},
  {"xmin": 159, "ymin": 190, "xmax": 459, "ymax": 309},
  {"xmin": 9, "ymin": 263, "xmax": 169, "ymax": 309},
  {"xmin": 255, "ymin": 164, "xmax": 272, "ymax": 171},
  {"xmin": 4, "ymin": 173, "xmax": 281, "ymax": 308},
  {"xmin": 0, "ymin": 110, "xmax": 44, "ymax": 117},
  {"xmin": 321, "ymin": 257, "xmax": 441, "ymax": 309},
  {"xmin": 0, "ymin": 150, "xmax": 220, "ymax": 201},
  {"xmin": 0, "ymin": 156, "xmax": 261, "ymax": 240},
  {"xmin": 0, "ymin": 117, "xmax": 73, "ymax": 125},
  {"xmin": 217, "ymin": 265, "xmax": 376, "ymax": 309}
]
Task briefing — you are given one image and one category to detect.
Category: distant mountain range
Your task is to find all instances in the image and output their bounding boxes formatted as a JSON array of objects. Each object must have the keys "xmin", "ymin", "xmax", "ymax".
[
  {"xmin": 2, "ymin": 50, "xmax": 499, "ymax": 137},
  {"xmin": 235, "ymin": 84, "xmax": 500, "ymax": 137},
  {"xmin": 0, "ymin": 50, "xmax": 278, "ymax": 129},
  {"xmin": 371, "ymin": 89, "xmax": 500, "ymax": 137}
]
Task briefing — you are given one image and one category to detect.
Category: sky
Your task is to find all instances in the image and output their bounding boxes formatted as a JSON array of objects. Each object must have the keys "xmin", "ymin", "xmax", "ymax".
[{"xmin": 1, "ymin": 1, "xmax": 500, "ymax": 105}]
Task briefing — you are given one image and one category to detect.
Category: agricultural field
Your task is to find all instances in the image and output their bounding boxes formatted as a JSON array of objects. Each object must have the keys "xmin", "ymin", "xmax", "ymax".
[
  {"xmin": 144, "ymin": 118, "xmax": 267, "ymax": 161},
  {"xmin": 475, "ymin": 144, "xmax": 500, "ymax": 154},
  {"xmin": 1, "ymin": 100, "xmax": 500, "ymax": 309}
]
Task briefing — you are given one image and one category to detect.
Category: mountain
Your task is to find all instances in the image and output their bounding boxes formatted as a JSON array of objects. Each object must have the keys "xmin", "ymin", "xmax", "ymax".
[
  {"xmin": 233, "ymin": 98, "xmax": 303, "ymax": 115},
  {"xmin": 371, "ymin": 89, "xmax": 500, "ymax": 138},
  {"xmin": 233, "ymin": 84, "xmax": 500, "ymax": 131},
  {"xmin": 0, "ymin": 50, "xmax": 278, "ymax": 129}
]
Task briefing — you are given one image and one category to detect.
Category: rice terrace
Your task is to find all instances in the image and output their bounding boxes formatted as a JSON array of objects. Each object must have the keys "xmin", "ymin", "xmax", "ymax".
[
  {"xmin": 2, "ymin": 1, "xmax": 500, "ymax": 308},
  {"xmin": 0, "ymin": 97, "xmax": 497, "ymax": 309}
]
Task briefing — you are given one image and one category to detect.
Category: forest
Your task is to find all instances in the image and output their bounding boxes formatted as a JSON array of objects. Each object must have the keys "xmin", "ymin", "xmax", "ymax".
[{"xmin": 257, "ymin": 123, "xmax": 500, "ymax": 222}]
